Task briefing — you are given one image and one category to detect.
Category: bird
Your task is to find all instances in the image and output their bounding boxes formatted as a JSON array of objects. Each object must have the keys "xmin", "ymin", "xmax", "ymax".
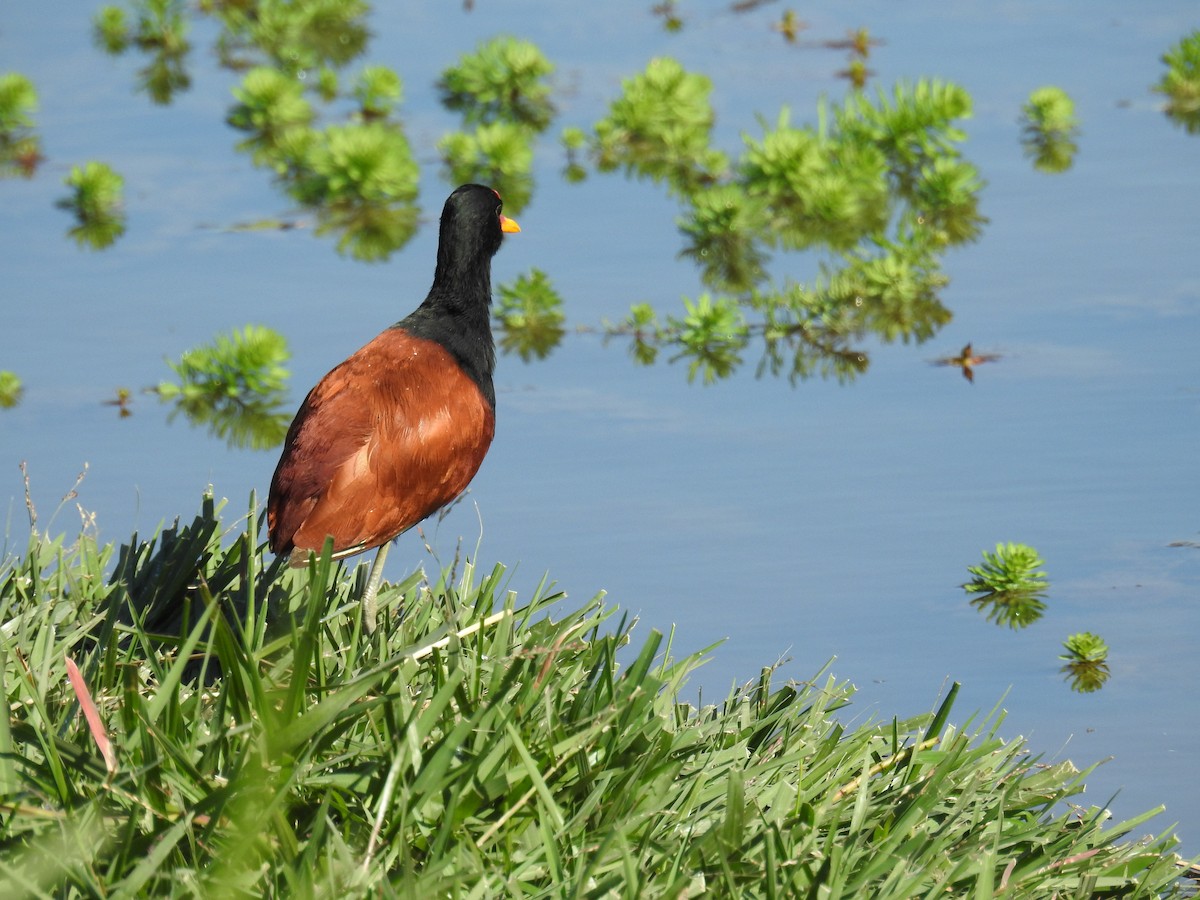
[
  {"xmin": 930, "ymin": 342, "xmax": 1001, "ymax": 383},
  {"xmin": 267, "ymin": 184, "xmax": 520, "ymax": 632}
]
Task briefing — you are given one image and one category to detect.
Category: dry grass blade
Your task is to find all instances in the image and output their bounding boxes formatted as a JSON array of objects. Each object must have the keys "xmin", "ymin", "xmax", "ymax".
[{"xmin": 63, "ymin": 656, "xmax": 116, "ymax": 776}]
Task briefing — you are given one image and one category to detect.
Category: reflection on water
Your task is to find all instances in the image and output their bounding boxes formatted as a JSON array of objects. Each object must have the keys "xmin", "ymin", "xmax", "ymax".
[
  {"xmin": 930, "ymin": 343, "xmax": 1002, "ymax": 383},
  {"xmin": 160, "ymin": 393, "xmax": 289, "ymax": 451},
  {"xmin": 969, "ymin": 589, "xmax": 1047, "ymax": 630},
  {"xmin": 103, "ymin": 388, "xmax": 134, "ymax": 419}
]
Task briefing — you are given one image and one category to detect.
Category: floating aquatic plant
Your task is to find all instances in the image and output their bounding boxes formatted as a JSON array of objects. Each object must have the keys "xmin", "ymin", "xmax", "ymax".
[
  {"xmin": 0, "ymin": 73, "xmax": 42, "ymax": 178},
  {"xmin": 495, "ymin": 269, "xmax": 566, "ymax": 362},
  {"xmin": 156, "ymin": 325, "xmax": 291, "ymax": 449},
  {"xmin": 158, "ymin": 324, "xmax": 289, "ymax": 404},
  {"xmin": 581, "ymin": 69, "xmax": 983, "ymax": 384},
  {"xmin": 0, "ymin": 370, "xmax": 23, "ymax": 409},
  {"xmin": 667, "ymin": 294, "xmax": 749, "ymax": 384},
  {"xmin": 286, "ymin": 122, "xmax": 417, "ymax": 206},
  {"xmin": 678, "ymin": 185, "xmax": 770, "ymax": 292},
  {"xmin": 227, "ymin": 66, "xmax": 315, "ymax": 164},
  {"xmin": 209, "ymin": 0, "xmax": 369, "ymax": 75},
  {"xmin": 353, "ymin": 64, "xmax": 402, "ymax": 120},
  {"xmin": 1155, "ymin": 30, "xmax": 1200, "ymax": 133},
  {"xmin": 592, "ymin": 57, "xmax": 728, "ymax": 196},
  {"xmin": 93, "ymin": 0, "xmax": 192, "ymax": 104},
  {"xmin": 0, "ymin": 72, "xmax": 37, "ymax": 134},
  {"xmin": 92, "ymin": 5, "xmax": 131, "ymax": 53},
  {"xmin": 963, "ymin": 542, "xmax": 1048, "ymax": 596},
  {"xmin": 438, "ymin": 36, "xmax": 555, "ymax": 131},
  {"xmin": 559, "ymin": 125, "xmax": 589, "ymax": 183},
  {"xmin": 1020, "ymin": 86, "xmax": 1080, "ymax": 173},
  {"xmin": 1059, "ymin": 632, "xmax": 1112, "ymax": 693},
  {"xmin": 963, "ymin": 542, "xmax": 1049, "ymax": 630},
  {"xmin": 438, "ymin": 121, "xmax": 535, "ymax": 213},
  {"xmin": 56, "ymin": 162, "xmax": 127, "ymax": 250}
]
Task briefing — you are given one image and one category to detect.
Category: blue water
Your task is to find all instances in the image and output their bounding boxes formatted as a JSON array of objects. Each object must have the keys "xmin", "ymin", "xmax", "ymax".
[{"xmin": 3, "ymin": 1, "xmax": 1199, "ymax": 846}]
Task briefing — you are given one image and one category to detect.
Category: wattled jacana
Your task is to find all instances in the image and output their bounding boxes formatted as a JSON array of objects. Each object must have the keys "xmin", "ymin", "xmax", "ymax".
[{"xmin": 267, "ymin": 184, "xmax": 520, "ymax": 631}]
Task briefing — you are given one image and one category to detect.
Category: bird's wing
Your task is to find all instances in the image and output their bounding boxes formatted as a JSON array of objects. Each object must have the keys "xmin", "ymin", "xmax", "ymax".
[{"xmin": 268, "ymin": 329, "xmax": 494, "ymax": 558}]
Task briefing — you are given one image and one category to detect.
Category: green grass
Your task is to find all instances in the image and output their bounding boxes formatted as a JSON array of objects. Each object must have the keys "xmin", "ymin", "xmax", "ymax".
[{"xmin": 0, "ymin": 493, "xmax": 1192, "ymax": 896}]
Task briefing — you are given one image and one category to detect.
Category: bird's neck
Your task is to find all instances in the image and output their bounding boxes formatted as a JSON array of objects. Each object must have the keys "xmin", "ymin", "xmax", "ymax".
[
  {"xmin": 429, "ymin": 256, "xmax": 493, "ymax": 314},
  {"xmin": 398, "ymin": 275, "xmax": 497, "ymax": 409}
]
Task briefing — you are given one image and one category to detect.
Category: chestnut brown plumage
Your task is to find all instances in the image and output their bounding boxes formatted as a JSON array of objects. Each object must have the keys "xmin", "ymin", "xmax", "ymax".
[{"xmin": 268, "ymin": 184, "xmax": 520, "ymax": 631}]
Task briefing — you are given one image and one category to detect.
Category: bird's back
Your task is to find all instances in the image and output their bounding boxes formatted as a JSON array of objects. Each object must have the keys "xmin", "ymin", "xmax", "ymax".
[{"xmin": 267, "ymin": 326, "xmax": 495, "ymax": 559}]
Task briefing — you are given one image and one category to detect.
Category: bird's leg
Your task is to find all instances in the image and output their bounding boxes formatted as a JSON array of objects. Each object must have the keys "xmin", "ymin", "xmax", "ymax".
[{"xmin": 361, "ymin": 542, "xmax": 391, "ymax": 634}]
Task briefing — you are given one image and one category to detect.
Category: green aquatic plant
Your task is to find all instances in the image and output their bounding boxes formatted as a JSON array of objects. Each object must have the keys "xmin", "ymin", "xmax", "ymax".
[
  {"xmin": 208, "ymin": 0, "xmax": 370, "ymax": 75},
  {"xmin": 581, "ymin": 70, "xmax": 983, "ymax": 384},
  {"xmin": 438, "ymin": 121, "xmax": 535, "ymax": 213},
  {"xmin": 286, "ymin": 121, "xmax": 418, "ymax": 206},
  {"xmin": 353, "ymin": 64, "xmax": 402, "ymax": 120},
  {"xmin": 1061, "ymin": 631, "xmax": 1110, "ymax": 664},
  {"xmin": 314, "ymin": 65, "xmax": 339, "ymax": 102},
  {"xmin": 227, "ymin": 63, "xmax": 420, "ymax": 261},
  {"xmin": 93, "ymin": 5, "xmax": 130, "ymax": 53},
  {"xmin": 438, "ymin": 36, "xmax": 556, "ymax": 131},
  {"xmin": 156, "ymin": 325, "xmax": 291, "ymax": 449},
  {"xmin": 158, "ymin": 324, "xmax": 289, "ymax": 404},
  {"xmin": 560, "ymin": 125, "xmax": 589, "ymax": 183},
  {"xmin": 132, "ymin": 0, "xmax": 189, "ymax": 52},
  {"xmin": 678, "ymin": 185, "xmax": 769, "ymax": 292},
  {"xmin": 94, "ymin": 0, "xmax": 188, "ymax": 54},
  {"xmin": 1060, "ymin": 632, "xmax": 1112, "ymax": 694},
  {"xmin": 741, "ymin": 109, "xmax": 890, "ymax": 251},
  {"xmin": 93, "ymin": 0, "xmax": 192, "ymax": 104},
  {"xmin": 56, "ymin": 162, "xmax": 127, "ymax": 250},
  {"xmin": 495, "ymin": 268, "xmax": 566, "ymax": 361},
  {"xmin": 593, "ymin": 57, "xmax": 728, "ymax": 196},
  {"xmin": 667, "ymin": 294, "xmax": 749, "ymax": 384},
  {"xmin": 1022, "ymin": 86, "xmax": 1079, "ymax": 135},
  {"xmin": 227, "ymin": 66, "xmax": 315, "ymax": 164},
  {"xmin": 835, "ymin": 79, "xmax": 972, "ymax": 182},
  {"xmin": 963, "ymin": 543, "xmax": 1049, "ymax": 630},
  {"xmin": 0, "ymin": 73, "xmax": 42, "ymax": 178},
  {"xmin": 1155, "ymin": 30, "xmax": 1200, "ymax": 133},
  {"xmin": 963, "ymin": 542, "xmax": 1048, "ymax": 596},
  {"xmin": 288, "ymin": 121, "xmax": 420, "ymax": 261},
  {"xmin": 1020, "ymin": 86, "xmax": 1080, "ymax": 173},
  {"xmin": 621, "ymin": 302, "xmax": 663, "ymax": 367},
  {"xmin": 436, "ymin": 37, "xmax": 554, "ymax": 213},
  {"xmin": 0, "ymin": 370, "xmax": 23, "ymax": 409},
  {"xmin": 0, "ymin": 72, "xmax": 37, "ymax": 134}
]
